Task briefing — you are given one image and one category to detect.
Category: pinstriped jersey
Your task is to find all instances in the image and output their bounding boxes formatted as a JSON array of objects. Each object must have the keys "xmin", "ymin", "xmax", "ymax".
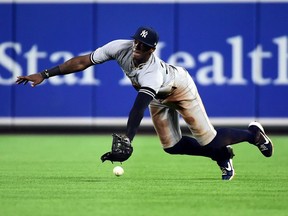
[{"xmin": 90, "ymin": 39, "xmax": 176, "ymax": 98}]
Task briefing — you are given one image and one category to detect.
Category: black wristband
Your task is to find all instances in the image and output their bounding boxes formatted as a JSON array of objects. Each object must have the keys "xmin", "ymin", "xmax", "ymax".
[{"xmin": 40, "ymin": 66, "xmax": 61, "ymax": 79}]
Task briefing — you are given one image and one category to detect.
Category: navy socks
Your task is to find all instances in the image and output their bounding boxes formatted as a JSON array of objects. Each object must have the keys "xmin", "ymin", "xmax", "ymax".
[{"xmin": 164, "ymin": 128, "xmax": 254, "ymax": 161}]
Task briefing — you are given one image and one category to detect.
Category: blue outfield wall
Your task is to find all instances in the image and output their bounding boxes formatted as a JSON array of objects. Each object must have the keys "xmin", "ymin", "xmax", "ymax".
[{"xmin": 0, "ymin": 0, "xmax": 288, "ymax": 127}]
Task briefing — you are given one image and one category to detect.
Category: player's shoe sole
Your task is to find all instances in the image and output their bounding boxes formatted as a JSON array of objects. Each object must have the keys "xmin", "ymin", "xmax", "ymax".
[
  {"xmin": 217, "ymin": 146, "xmax": 235, "ymax": 181},
  {"xmin": 248, "ymin": 122, "xmax": 274, "ymax": 157}
]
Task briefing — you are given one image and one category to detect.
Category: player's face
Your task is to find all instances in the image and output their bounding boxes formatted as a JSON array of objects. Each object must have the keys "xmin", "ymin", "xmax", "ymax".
[{"xmin": 132, "ymin": 40, "xmax": 154, "ymax": 62}]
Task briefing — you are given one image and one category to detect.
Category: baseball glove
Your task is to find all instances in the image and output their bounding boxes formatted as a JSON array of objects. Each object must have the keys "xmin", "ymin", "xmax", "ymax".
[{"xmin": 101, "ymin": 133, "xmax": 133, "ymax": 163}]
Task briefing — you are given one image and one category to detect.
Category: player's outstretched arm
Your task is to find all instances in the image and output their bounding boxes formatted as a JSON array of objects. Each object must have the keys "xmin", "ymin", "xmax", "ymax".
[{"xmin": 16, "ymin": 54, "xmax": 93, "ymax": 87}]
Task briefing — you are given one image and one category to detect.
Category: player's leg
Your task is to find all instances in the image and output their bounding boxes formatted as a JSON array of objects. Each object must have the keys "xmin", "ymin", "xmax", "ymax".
[
  {"xmin": 149, "ymin": 101, "xmax": 182, "ymax": 149},
  {"xmin": 149, "ymin": 101, "xmax": 235, "ymax": 180},
  {"xmin": 209, "ymin": 128, "xmax": 254, "ymax": 148},
  {"xmin": 149, "ymin": 100, "xmax": 230, "ymax": 161},
  {"xmin": 166, "ymin": 68, "xmax": 236, "ymax": 180},
  {"xmin": 163, "ymin": 135, "xmax": 233, "ymax": 160},
  {"xmin": 206, "ymin": 124, "xmax": 273, "ymax": 158},
  {"xmin": 149, "ymin": 100, "xmax": 205, "ymax": 156},
  {"xmin": 174, "ymin": 68, "xmax": 273, "ymax": 156},
  {"xmin": 174, "ymin": 93, "xmax": 235, "ymax": 180}
]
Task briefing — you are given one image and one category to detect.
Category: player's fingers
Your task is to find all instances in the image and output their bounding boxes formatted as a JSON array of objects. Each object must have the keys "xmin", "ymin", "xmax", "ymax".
[
  {"xmin": 16, "ymin": 76, "xmax": 29, "ymax": 85},
  {"xmin": 16, "ymin": 79, "xmax": 26, "ymax": 85},
  {"xmin": 16, "ymin": 76, "xmax": 27, "ymax": 80}
]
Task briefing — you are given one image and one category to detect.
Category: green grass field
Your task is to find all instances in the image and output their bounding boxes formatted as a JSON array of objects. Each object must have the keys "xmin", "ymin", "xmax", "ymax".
[{"xmin": 0, "ymin": 134, "xmax": 287, "ymax": 216}]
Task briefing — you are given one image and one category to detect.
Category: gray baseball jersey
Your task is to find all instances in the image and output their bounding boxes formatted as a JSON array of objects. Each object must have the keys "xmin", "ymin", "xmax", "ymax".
[
  {"xmin": 90, "ymin": 39, "xmax": 216, "ymax": 148},
  {"xmin": 90, "ymin": 40, "xmax": 175, "ymax": 98}
]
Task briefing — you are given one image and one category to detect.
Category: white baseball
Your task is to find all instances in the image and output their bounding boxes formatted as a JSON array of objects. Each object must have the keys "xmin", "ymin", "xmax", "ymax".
[{"xmin": 113, "ymin": 166, "xmax": 124, "ymax": 176}]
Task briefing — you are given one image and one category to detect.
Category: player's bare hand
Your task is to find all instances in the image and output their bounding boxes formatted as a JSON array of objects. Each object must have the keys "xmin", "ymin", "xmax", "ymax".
[{"xmin": 16, "ymin": 74, "xmax": 44, "ymax": 87}]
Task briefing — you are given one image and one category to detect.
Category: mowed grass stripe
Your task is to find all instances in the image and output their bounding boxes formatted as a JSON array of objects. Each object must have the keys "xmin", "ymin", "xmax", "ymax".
[{"xmin": 0, "ymin": 135, "xmax": 287, "ymax": 216}]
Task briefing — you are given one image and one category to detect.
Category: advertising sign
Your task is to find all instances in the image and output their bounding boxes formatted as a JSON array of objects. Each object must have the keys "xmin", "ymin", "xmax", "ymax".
[{"xmin": 1, "ymin": 0, "xmax": 288, "ymax": 126}]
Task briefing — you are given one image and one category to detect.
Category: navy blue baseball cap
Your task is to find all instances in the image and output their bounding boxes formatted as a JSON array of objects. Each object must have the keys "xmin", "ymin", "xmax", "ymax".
[{"xmin": 131, "ymin": 26, "xmax": 159, "ymax": 48}]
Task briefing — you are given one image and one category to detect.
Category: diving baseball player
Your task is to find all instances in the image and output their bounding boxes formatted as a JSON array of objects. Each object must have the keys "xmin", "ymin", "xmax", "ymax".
[{"xmin": 16, "ymin": 26, "xmax": 274, "ymax": 180}]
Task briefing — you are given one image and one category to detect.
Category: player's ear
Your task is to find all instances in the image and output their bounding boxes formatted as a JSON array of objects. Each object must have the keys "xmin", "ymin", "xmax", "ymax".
[{"xmin": 149, "ymin": 48, "xmax": 156, "ymax": 53}]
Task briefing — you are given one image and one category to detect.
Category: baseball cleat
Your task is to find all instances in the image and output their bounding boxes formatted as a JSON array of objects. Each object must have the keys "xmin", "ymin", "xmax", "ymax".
[
  {"xmin": 217, "ymin": 146, "xmax": 235, "ymax": 180},
  {"xmin": 248, "ymin": 122, "xmax": 274, "ymax": 157}
]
